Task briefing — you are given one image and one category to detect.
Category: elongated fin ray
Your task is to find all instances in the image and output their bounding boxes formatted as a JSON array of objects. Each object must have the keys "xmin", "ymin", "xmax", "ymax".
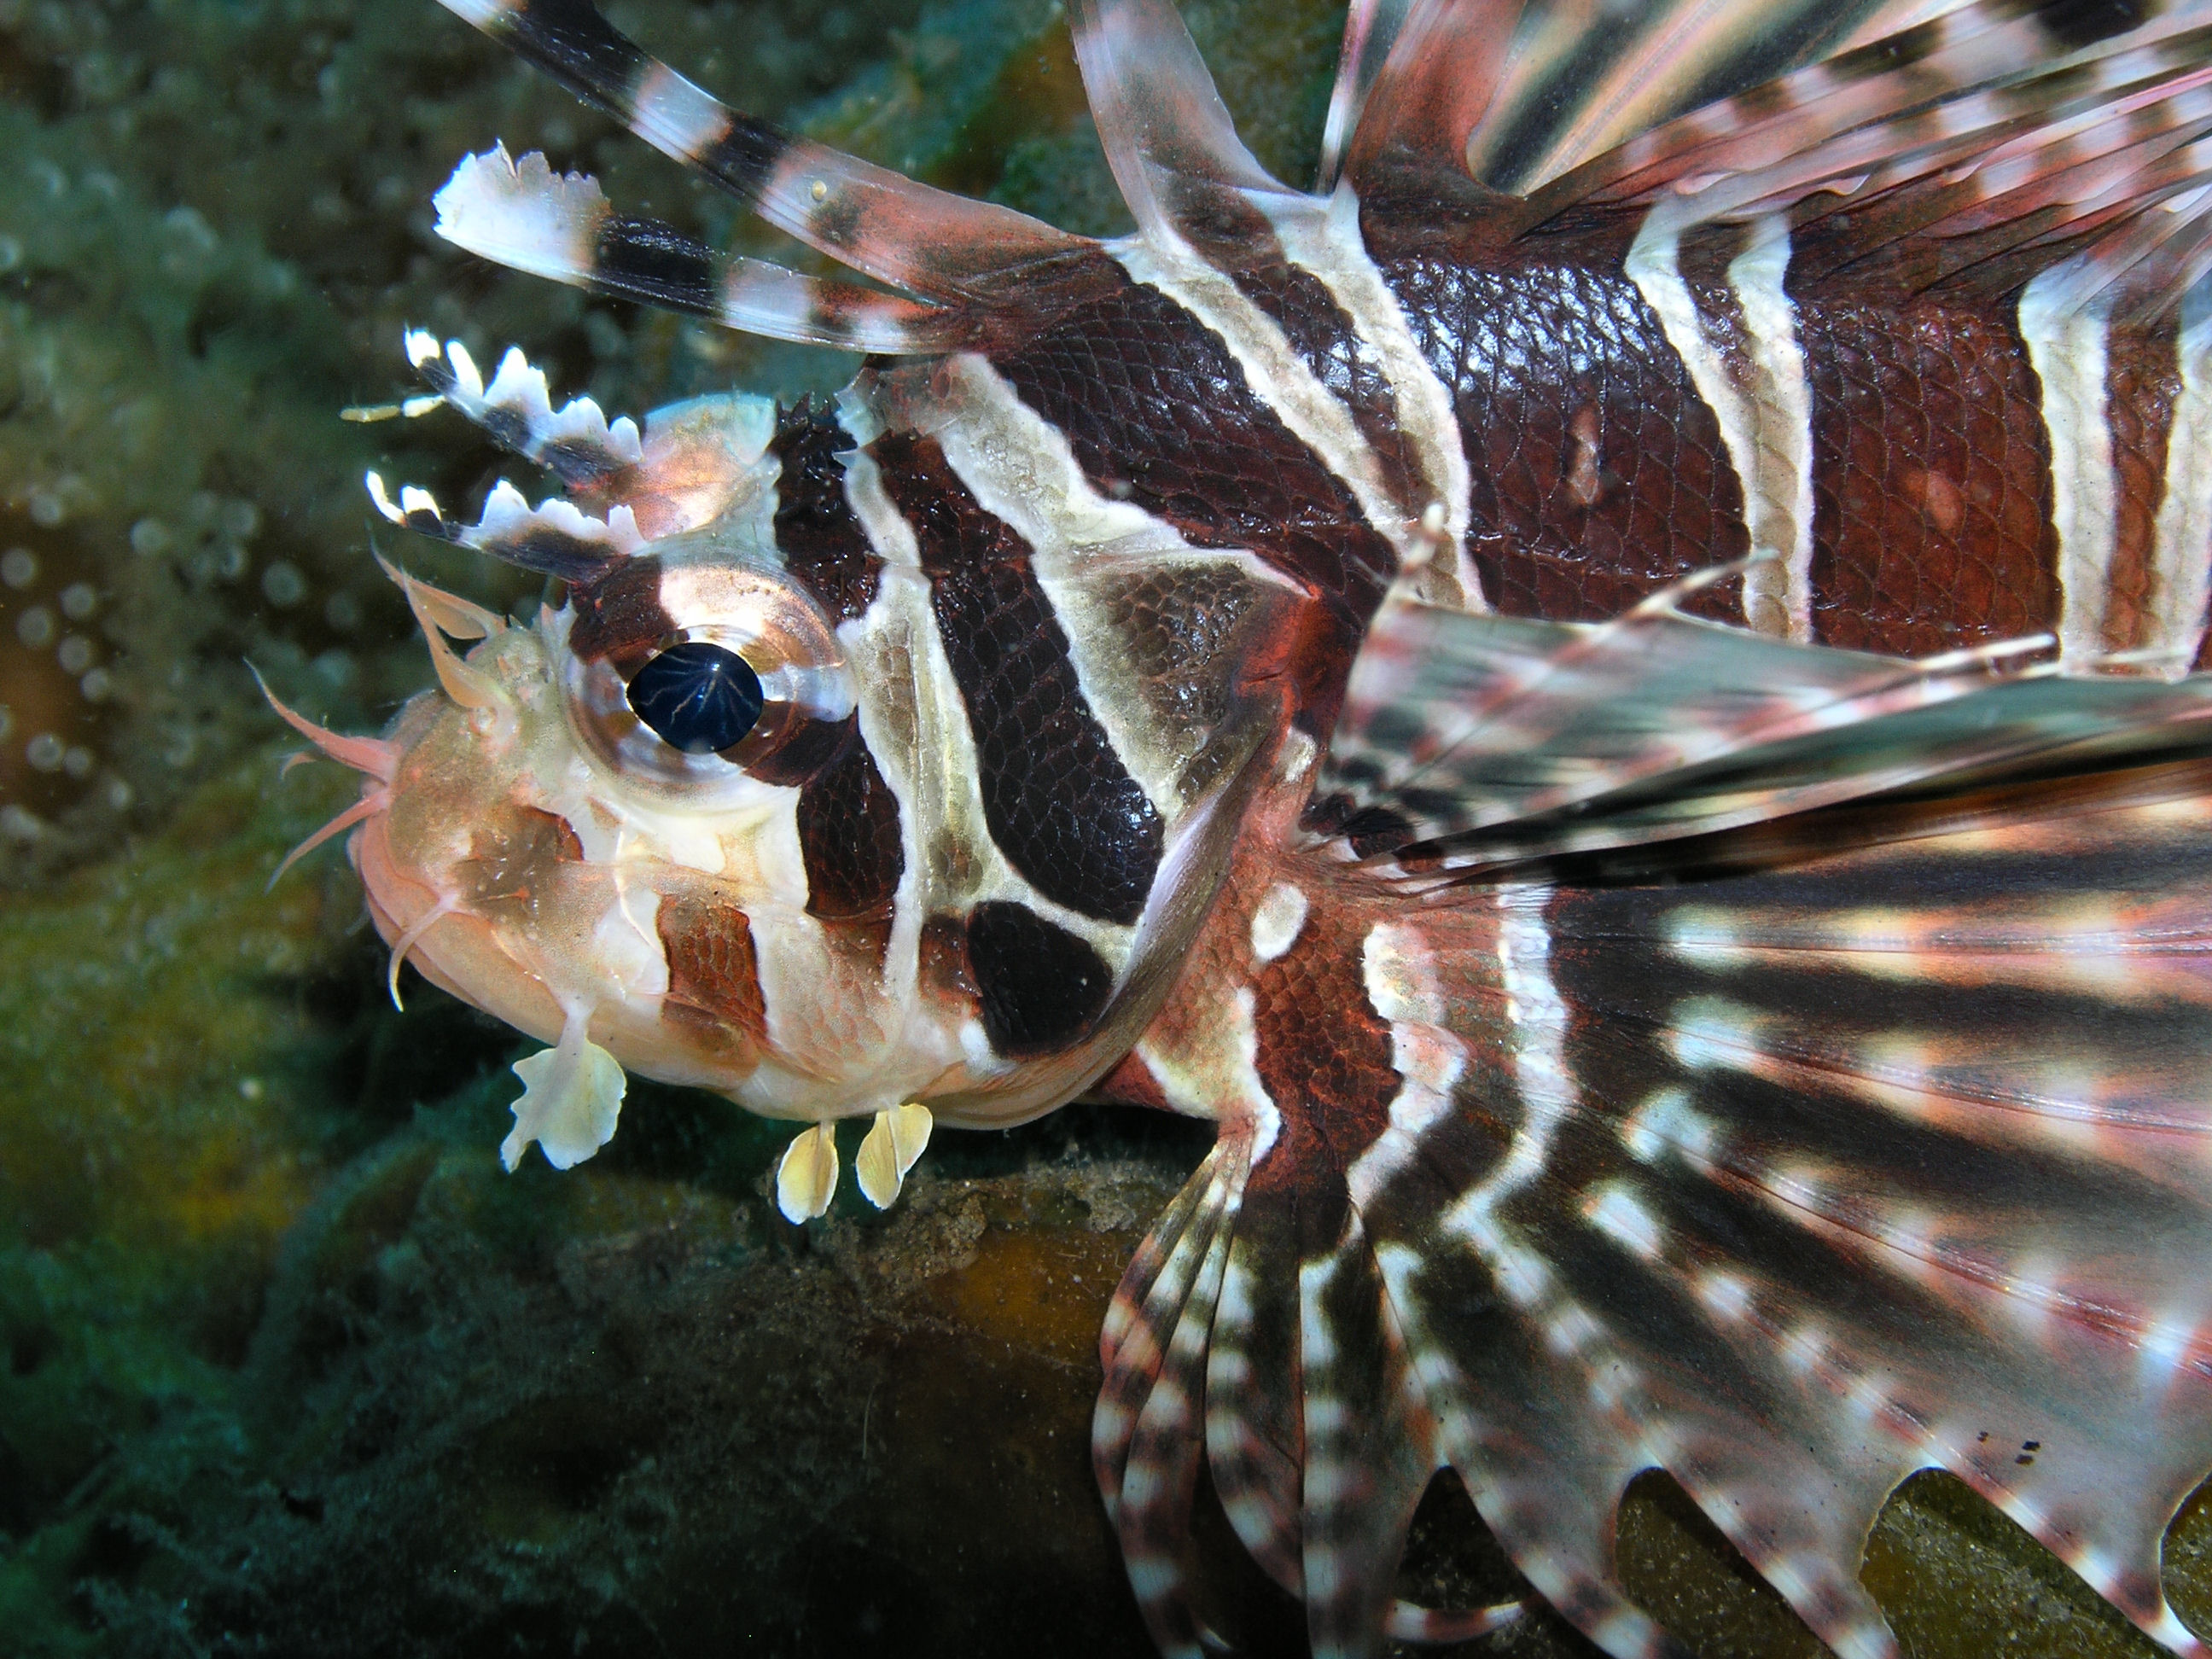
[
  {"xmin": 1458, "ymin": 0, "xmax": 1952, "ymax": 195},
  {"xmin": 1365, "ymin": 786, "xmax": 2212, "ymax": 1656},
  {"xmin": 1068, "ymin": 0, "xmax": 1294, "ymax": 259},
  {"xmin": 1516, "ymin": 0, "xmax": 2212, "ymax": 316},
  {"xmin": 1295, "ymin": 1219, "xmax": 1449, "ymax": 1655},
  {"xmin": 432, "ymin": 0, "xmax": 1092, "ymax": 305},
  {"xmin": 1132, "ymin": 745, "xmax": 2212, "ymax": 1655},
  {"xmin": 1318, "ymin": 0, "xmax": 1419, "ymax": 193},
  {"xmin": 1095, "ymin": 1137, "xmax": 1251, "ymax": 1657},
  {"xmin": 1545, "ymin": 0, "xmax": 2196, "ymax": 214},
  {"xmin": 367, "ymin": 468, "xmax": 642, "ymax": 584},
  {"xmin": 1339, "ymin": 0, "xmax": 1523, "ymax": 202},
  {"xmin": 1306, "ymin": 572, "xmax": 2212, "ymax": 873},
  {"xmin": 1203, "ymin": 1225, "xmax": 1307, "ymax": 1597},
  {"xmin": 1672, "ymin": 37, "xmax": 2212, "ymax": 300},
  {"xmin": 432, "ymin": 147, "xmax": 975, "ymax": 354}
]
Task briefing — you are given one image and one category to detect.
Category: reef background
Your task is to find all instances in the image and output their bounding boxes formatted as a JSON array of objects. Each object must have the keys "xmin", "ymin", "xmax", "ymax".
[{"xmin": 2, "ymin": 3, "xmax": 2209, "ymax": 1655}]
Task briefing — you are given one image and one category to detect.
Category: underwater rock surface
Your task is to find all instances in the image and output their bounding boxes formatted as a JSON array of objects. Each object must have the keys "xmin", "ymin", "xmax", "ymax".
[{"xmin": 3, "ymin": 2, "xmax": 2212, "ymax": 1655}]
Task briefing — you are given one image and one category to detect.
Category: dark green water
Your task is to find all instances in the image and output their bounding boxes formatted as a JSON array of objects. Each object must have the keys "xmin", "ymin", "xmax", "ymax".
[{"xmin": 0, "ymin": 3, "xmax": 2206, "ymax": 1654}]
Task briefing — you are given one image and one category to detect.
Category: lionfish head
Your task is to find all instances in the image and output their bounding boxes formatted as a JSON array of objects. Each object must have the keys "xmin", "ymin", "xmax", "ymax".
[{"xmin": 287, "ymin": 331, "xmax": 1293, "ymax": 1214}]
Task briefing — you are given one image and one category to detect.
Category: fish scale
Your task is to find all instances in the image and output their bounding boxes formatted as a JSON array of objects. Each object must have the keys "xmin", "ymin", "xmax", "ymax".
[{"xmin": 257, "ymin": 0, "xmax": 2212, "ymax": 1651}]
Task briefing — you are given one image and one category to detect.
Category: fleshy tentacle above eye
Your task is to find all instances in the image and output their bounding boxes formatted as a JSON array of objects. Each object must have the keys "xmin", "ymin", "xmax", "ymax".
[{"xmin": 397, "ymin": 330, "xmax": 642, "ymax": 490}]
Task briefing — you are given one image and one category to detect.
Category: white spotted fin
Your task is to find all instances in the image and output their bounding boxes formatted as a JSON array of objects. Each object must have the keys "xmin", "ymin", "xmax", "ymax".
[{"xmin": 1107, "ymin": 593, "xmax": 2212, "ymax": 1656}]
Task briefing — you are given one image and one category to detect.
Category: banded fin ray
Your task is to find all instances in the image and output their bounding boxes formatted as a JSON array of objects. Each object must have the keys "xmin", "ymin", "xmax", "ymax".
[
  {"xmin": 1518, "ymin": 0, "xmax": 2212, "ymax": 317},
  {"xmin": 1317, "ymin": 0, "xmax": 1418, "ymax": 193},
  {"xmin": 1307, "ymin": 575, "xmax": 2212, "ymax": 872},
  {"xmin": 1094, "ymin": 1132, "xmax": 1251, "ymax": 1658},
  {"xmin": 1358, "ymin": 783, "xmax": 2212, "ymax": 1658},
  {"xmin": 1121, "ymin": 751, "xmax": 2212, "ymax": 1657},
  {"xmin": 1068, "ymin": 0, "xmax": 1295, "ymax": 259},
  {"xmin": 431, "ymin": 145, "xmax": 978, "ymax": 355},
  {"xmin": 1441, "ymin": 0, "xmax": 1956, "ymax": 195},
  {"xmin": 1336, "ymin": 0, "xmax": 1522, "ymax": 204},
  {"xmin": 431, "ymin": 0, "xmax": 1095, "ymax": 306},
  {"xmin": 402, "ymin": 330, "xmax": 643, "ymax": 488},
  {"xmin": 366, "ymin": 468, "xmax": 643, "ymax": 583}
]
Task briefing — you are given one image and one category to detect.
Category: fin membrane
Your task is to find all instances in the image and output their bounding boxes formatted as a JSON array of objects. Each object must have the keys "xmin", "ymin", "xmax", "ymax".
[
  {"xmin": 1309, "ymin": 574, "xmax": 2212, "ymax": 875},
  {"xmin": 1115, "ymin": 739, "xmax": 2212, "ymax": 1656}
]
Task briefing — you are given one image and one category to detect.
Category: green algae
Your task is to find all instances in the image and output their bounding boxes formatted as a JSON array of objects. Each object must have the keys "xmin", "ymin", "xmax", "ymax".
[{"xmin": 6, "ymin": 2, "xmax": 2212, "ymax": 1656}]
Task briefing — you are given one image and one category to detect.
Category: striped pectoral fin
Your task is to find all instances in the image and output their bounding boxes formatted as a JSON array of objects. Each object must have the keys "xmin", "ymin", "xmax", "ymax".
[
  {"xmin": 1303, "ymin": 570, "xmax": 2212, "ymax": 872},
  {"xmin": 1095, "ymin": 1133, "xmax": 1252, "ymax": 1658},
  {"xmin": 1359, "ymin": 770, "xmax": 2212, "ymax": 1657},
  {"xmin": 1103, "ymin": 884, "xmax": 1534, "ymax": 1657}
]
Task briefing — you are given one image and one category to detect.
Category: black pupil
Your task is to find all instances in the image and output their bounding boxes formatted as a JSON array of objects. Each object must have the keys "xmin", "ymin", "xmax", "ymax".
[{"xmin": 626, "ymin": 641, "xmax": 765, "ymax": 754}]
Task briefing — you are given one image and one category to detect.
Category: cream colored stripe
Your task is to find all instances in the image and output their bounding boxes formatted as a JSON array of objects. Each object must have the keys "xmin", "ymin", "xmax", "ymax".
[
  {"xmin": 1625, "ymin": 213, "xmax": 1813, "ymax": 640},
  {"xmin": 1114, "ymin": 230, "xmax": 1432, "ymax": 579},
  {"xmin": 862, "ymin": 352, "xmax": 1289, "ymax": 816},
  {"xmin": 2018, "ymin": 268, "xmax": 2116, "ymax": 672},
  {"xmin": 1272, "ymin": 187, "xmax": 1480, "ymax": 610},
  {"xmin": 831, "ymin": 387, "xmax": 1138, "ymax": 983},
  {"xmin": 2149, "ymin": 290, "xmax": 2212, "ymax": 678},
  {"xmin": 1729, "ymin": 217, "xmax": 1816, "ymax": 643}
]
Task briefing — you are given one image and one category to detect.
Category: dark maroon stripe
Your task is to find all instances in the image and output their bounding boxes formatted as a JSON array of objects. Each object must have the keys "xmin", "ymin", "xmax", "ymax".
[
  {"xmin": 656, "ymin": 895, "xmax": 765, "ymax": 1034},
  {"xmin": 872, "ymin": 432, "xmax": 1163, "ymax": 926},
  {"xmin": 1797, "ymin": 295, "xmax": 2057, "ymax": 655},
  {"xmin": 568, "ymin": 555, "xmax": 675, "ymax": 668},
  {"xmin": 988, "ymin": 271, "xmax": 1400, "ymax": 627},
  {"xmin": 1379, "ymin": 247, "xmax": 1750, "ymax": 623},
  {"xmin": 795, "ymin": 715, "xmax": 903, "ymax": 923},
  {"xmin": 1247, "ymin": 898, "xmax": 1397, "ymax": 1185},
  {"xmin": 770, "ymin": 398, "xmax": 881, "ymax": 623},
  {"xmin": 1231, "ymin": 261, "xmax": 1424, "ymax": 514},
  {"xmin": 2104, "ymin": 318, "xmax": 2182, "ymax": 655},
  {"xmin": 966, "ymin": 900, "xmax": 1113, "ymax": 1056}
]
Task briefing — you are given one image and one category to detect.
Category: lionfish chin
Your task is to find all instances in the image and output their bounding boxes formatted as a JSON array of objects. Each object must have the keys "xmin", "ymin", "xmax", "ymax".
[{"xmin": 270, "ymin": 0, "xmax": 2212, "ymax": 1651}]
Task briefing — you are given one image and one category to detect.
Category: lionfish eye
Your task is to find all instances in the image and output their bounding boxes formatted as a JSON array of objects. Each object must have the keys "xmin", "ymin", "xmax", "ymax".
[
  {"xmin": 627, "ymin": 641, "xmax": 765, "ymax": 754},
  {"xmin": 557, "ymin": 554, "xmax": 853, "ymax": 797}
]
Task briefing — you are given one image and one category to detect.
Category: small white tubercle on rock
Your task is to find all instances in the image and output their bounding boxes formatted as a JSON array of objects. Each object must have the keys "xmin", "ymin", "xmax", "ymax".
[
  {"xmin": 502, "ymin": 1002, "xmax": 626, "ymax": 1171},
  {"xmin": 855, "ymin": 1103, "xmax": 934, "ymax": 1209},
  {"xmin": 777, "ymin": 1121, "xmax": 840, "ymax": 1223}
]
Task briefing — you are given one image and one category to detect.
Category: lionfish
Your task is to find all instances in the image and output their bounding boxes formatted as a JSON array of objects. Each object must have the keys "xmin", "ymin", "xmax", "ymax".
[{"xmin": 268, "ymin": 0, "xmax": 2212, "ymax": 1650}]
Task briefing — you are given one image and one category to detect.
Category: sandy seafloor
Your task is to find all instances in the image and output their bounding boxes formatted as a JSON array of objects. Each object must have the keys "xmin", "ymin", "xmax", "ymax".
[{"xmin": 3, "ymin": 2, "xmax": 2212, "ymax": 1655}]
